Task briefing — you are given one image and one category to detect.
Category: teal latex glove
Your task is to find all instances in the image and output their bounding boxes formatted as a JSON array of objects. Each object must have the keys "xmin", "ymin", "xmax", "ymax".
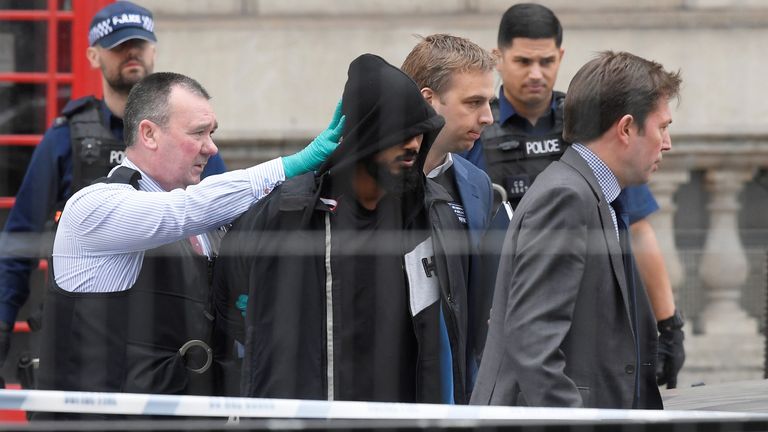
[
  {"xmin": 236, "ymin": 294, "xmax": 248, "ymax": 318},
  {"xmin": 281, "ymin": 99, "xmax": 345, "ymax": 178}
]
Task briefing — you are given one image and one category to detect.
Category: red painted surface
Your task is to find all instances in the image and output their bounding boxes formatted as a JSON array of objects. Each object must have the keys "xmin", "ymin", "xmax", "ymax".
[{"xmin": 0, "ymin": 384, "xmax": 27, "ymax": 423}]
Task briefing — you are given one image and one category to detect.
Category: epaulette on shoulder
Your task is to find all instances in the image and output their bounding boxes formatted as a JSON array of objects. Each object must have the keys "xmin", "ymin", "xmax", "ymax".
[
  {"xmin": 60, "ymin": 96, "xmax": 98, "ymax": 118},
  {"xmin": 52, "ymin": 116, "xmax": 68, "ymax": 127}
]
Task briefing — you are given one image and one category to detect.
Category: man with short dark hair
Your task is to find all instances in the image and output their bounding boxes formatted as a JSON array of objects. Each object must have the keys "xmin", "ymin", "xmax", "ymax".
[
  {"xmin": 34, "ymin": 71, "xmax": 343, "ymax": 419},
  {"xmin": 471, "ymin": 51, "xmax": 681, "ymax": 409},
  {"xmin": 463, "ymin": 2, "xmax": 685, "ymax": 389},
  {"xmin": 213, "ymin": 54, "xmax": 473, "ymax": 403},
  {"xmin": 0, "ymin": 1, "xmax": 228, "ymax": 369},
  {"xmin": 463, "ymin": 3, "xmax": 564, "ymax": 198}
]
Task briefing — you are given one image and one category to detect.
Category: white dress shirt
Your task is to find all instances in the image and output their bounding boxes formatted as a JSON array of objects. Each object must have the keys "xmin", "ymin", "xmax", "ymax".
[
  {"xmin": 53, "ymin": 157, "xmax": 284, "ymax": 293},
  {"xmin": 426, "ymin": 153, "xmax": 454, "ymax": 179}
]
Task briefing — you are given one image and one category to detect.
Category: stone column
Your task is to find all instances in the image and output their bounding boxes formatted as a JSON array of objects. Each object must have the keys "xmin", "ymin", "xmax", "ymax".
[
  {"xmin": 698, "ymin": 169, "xmax": 756, "ymax": 334},
  {"xmin": 681, "ymin": 168, "xmax": 764, "ymax": 386},
  {"xmin": 647, "ymin": 170, "xmax": 689, "ymax": 289}
]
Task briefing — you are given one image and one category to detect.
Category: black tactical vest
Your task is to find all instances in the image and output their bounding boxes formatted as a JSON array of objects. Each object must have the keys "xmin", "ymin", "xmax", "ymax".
[
  {"xmin": 37, "ymin": 168, "xmax": 222, "ymax": 408},
  {"xmin": 480, "ymin": 91, "xmax": 567, "ymax": 207},
  {"xmin": 63, "ymin": 96, "xmax": 126, "ymax": 194}
]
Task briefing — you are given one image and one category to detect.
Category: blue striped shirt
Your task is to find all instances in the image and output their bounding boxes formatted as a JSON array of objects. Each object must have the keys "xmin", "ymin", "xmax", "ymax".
[
  {"xmin": 571, "ymin": 143, "xmax": 621, "ymax": 241},
  {"xmin": 53, "ymin": 157, "xmax": 284, "ymax": 293}
]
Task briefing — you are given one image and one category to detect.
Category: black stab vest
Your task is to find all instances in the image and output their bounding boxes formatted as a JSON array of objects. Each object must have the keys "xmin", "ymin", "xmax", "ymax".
[
  {"xmin": 480, "ymin": 91, "xmax": 568, "ymax": 208},
  {"xmin": 37, "ymin": 167, "xmax": 221, "ymax": 403},
  {"xmin": 65, "ymin": 97, "xmax": 126, "ymax": 194}
]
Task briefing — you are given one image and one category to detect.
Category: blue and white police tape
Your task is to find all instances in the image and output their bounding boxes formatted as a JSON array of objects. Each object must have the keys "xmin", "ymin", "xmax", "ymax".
[{"xmin": 0, "ymin": 389, "xmax": 765, "ymax": 421}]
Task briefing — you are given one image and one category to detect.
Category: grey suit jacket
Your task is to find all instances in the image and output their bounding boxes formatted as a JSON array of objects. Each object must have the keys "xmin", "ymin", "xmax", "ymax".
[{"xmin": 470, "ymin": 146, "xmax": 662, "ymax": 409}]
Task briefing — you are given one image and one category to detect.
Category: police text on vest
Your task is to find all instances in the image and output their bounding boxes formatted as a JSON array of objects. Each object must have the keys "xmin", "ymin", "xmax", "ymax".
[{"xmin": 525, "ymin": 139, "xmax": 560, "ymax": 156}]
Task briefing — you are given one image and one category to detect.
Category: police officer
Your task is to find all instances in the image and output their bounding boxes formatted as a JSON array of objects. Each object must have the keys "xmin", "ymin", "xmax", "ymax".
[
  {"xmin": 463, "ymin": 3, "xmax": 685, "ymax": 388},
  {"xmin": 0, "ymin": 1, "xmax": 227, "ymax": 370}
]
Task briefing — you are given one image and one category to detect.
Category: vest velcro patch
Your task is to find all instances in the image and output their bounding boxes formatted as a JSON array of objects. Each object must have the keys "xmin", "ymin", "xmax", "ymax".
[{"xmin": 505, "ymin": 175, "xmax": 530, "ymax": 199}]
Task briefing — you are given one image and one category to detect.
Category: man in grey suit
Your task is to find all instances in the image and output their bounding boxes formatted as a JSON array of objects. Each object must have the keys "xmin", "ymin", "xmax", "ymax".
[{"xmin": 470, "ymin": 51, "xmax": 681, "ymax": 409}]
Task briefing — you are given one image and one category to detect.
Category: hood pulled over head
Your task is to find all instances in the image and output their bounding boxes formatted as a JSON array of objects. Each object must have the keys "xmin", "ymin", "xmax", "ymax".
[{"xmin": 318, "ymin": 54, "xmax": 444, "ymax": 175}]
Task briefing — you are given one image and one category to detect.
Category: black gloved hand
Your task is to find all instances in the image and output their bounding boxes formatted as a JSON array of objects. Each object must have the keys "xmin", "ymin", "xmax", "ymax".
[
  {"xmin": 656, "ymin": 310, "xmax": 685, "ymax": 389},
  {"xmin": 0, "ymin": 321, "xmax": 12, "ymax": 368}
]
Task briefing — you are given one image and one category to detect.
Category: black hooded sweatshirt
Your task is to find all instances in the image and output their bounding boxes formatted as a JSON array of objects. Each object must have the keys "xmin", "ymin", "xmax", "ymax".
[{"xmin": 212, "ymin": 54, "xmax": 474, "ymax": 403}]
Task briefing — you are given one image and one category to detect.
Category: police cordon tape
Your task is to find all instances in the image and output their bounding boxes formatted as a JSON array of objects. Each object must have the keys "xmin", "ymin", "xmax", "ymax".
[{"xmin": 0, "ymin": 389, "xmax": 765, "ymax": 422}]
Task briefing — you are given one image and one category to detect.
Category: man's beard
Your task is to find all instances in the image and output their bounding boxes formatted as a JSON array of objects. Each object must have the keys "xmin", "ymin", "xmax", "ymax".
[
  {"xmin": 363, "ymin": 153, "xmax": 421, "ymax": 197},
  {"xmin": 102, "ymin": 60, "xmax": 149, "ymax": 95}
]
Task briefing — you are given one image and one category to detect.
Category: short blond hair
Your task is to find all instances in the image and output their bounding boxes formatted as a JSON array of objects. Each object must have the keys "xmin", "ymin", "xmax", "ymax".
[{"xmin": 401, "ymin": 33, "xmax": 496, "ymax": 95}]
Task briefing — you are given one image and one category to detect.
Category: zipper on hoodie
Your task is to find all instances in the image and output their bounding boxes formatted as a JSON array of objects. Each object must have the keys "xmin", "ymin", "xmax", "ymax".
[{"xmin": 323, "ymin": 212, "xmax": 334, "ymax": 400}]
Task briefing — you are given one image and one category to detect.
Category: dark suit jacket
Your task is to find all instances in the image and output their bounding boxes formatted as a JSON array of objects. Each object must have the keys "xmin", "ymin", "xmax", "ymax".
[
  {"xmin": 452, "ymin": 155, "xmax": 493, "ymax": 249},
  {"xmin": 450, "ymin": 155, "xmax": 493, "ymax": 394},
  {"xmin": 469, "ymin": 147, "xmax": 662, "ymax": 409}
]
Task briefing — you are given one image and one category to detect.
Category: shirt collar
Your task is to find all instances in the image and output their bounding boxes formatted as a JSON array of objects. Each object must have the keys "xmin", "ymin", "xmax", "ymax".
[
  {"xmin": 116, "ymin": 158, "xmax": 167, "ymax": 192},
  {"xmin": 571, "ymin": 143, "xmax": 621, "ymax": 204},
  {"xmin": 497, "ymin": 86, "xmax": 559, "ymax": 125},
  {"xmin": 426, "ymin": 153, "xmax": 454, "ymax": 179}
]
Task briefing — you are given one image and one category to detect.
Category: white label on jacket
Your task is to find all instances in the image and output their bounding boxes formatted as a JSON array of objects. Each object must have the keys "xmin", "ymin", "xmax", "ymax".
[{"xmin": 404, "ymin": 237, "xmax": 440, "ymax": 317}]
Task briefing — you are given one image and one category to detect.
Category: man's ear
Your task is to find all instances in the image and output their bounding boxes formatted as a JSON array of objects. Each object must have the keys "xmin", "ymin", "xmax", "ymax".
[
  {"xmin": 86, "ymin": 46, "xmax": 100, "ymax": 69},
  {"xmin": 138, "ymin": 119, "xmax": 159, "ymax": 150},
  {"xmin": 492, "ymin": 48, "xmax": 502, "ymax": 70},
  {"xmin": 421, "ymin": 87, "xmax": 435, "ymax": 106},
  {"xmin": 617, "ymin": 114, "xmax": 634, "ymax": 146},
  {"xmin": 149, "ymin": 43, "xmax": 157, "ymax": 62}
]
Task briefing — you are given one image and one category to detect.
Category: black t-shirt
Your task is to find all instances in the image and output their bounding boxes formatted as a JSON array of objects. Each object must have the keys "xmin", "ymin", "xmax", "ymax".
[{"xmin": 330, "ymin": 192, "xmax": 418, "ymax": 402}]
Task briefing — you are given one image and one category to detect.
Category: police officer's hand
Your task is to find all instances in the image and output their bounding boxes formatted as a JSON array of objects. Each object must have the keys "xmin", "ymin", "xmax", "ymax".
[
  {"xmin": 656, "ymin": 310, "xmax": 685, "ymax": 389},
  {"xmin": 0, "ymin": 321, "xmax": 12, "ymax": 368},
  {"xmin": 282, "ymin": 99, "xmax": 345, "ymax": 178}
]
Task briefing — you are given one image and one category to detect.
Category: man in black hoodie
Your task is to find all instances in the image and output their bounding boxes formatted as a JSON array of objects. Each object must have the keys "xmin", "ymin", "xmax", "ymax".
[{"xmin": 212, "ymin": 54, "xmax": 472, "ymax": 403}]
